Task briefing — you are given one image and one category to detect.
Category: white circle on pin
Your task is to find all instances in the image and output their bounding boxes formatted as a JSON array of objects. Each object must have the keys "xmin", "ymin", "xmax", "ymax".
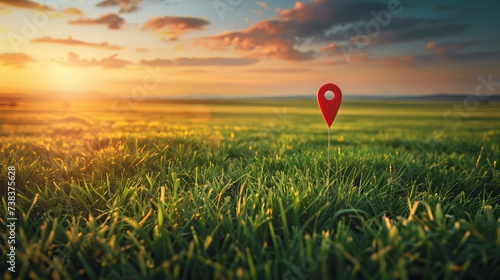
[{"xmin": 324, "ymin": 90, "xmax": 335, "ymax": 100}]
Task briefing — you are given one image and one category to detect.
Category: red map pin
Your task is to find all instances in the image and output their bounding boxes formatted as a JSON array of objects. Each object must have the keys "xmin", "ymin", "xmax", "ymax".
[{"xmin": 317, "ymin": 83, "xmax": 342, "ymax": 127}]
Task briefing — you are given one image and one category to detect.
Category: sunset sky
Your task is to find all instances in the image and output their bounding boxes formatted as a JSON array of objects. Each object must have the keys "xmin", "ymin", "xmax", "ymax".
[{"xmin": 0, "ymin": 0, "xmax": 499, "ymax": 98}]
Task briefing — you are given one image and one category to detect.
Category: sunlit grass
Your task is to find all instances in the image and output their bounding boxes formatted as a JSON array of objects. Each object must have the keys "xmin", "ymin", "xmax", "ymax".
[{"xmin": 0, "ymin": 100, "xmax": 499, "ymax": 279}]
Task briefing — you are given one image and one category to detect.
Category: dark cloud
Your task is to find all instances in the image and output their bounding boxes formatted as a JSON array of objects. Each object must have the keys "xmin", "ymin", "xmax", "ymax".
[
  {"xmin": 366, "ymin": 54, "xmax": 430, "ymax": 67},
  {"xmin": 425, "ymin": 40, "xmax": 500, "ymax": 62},
  {"xmin": 433, "ymin": 3, "xmax": 470, "ymax": 17},
  {"xmin": 142, "ymin": 16, "xmax": 209, "ymax": 31},
  {"xmin": 96, "ymin": 0, "xmax": 143, "ymax": 14},
  {"xmin": 366, "ymin": 40, "xmax": 500, "ymax": 67},
  {"xmin": 200, "ymin": 0, "xmax": 472, "ymax": 61},
  {"xmin": 426, "ymin": 40, "xmax": 477, "ymax": 52},
  {"xmin": 69, "ymin": 13, "xmax": 125, "ymax": 30},
  {"xmin": 278, "ymin": 0, "xmax": 387, "ymax": 37},
  {"xmin": 62, "ymin": 52, "xmax": 131, "ymax": 68},
  {"xmin": 323, "ymin": 15, "xmax": 468, "ymax": 46},
  {"xmin": 433, "ymin": 4, "xmax": 458, "ymax": 11},
  {"xmin": 33, "ymin": 37, "xmax": 122, "ymax": 50},
  {"xmin": 200, "ymin": 0, "xmax": 386, "ymax": 61},
  {"xmin": 141, "ymin": 57, "xmax": 258, "ymax": 67},
  {"xmin": 369, "ymin": 18, "xmax": 468, "ymax": 45},
  {"xmin": 0, "ymin": 52, "xmax": 34, "ymax": 68},
  {"xmin": 142, "ymin": 16, "xmax": 210, "ymax": 40}
]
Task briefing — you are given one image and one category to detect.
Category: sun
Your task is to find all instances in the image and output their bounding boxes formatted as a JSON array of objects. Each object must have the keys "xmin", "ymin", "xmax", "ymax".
[{"xmin": 47, "ymin": 64, "xmax": 89, "ymax": 98}]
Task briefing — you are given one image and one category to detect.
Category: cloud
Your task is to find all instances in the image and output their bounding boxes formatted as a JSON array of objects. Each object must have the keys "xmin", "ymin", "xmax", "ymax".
[
  {"xmin": 246, "ymin": 67, "xmax": 308, "ymax": 73},
  {"xmin": 362, "ymin": 40, "xmax": 500, "ymax": 68},
  {"xmin": 33, "ymin": 37, "xmax": 122, "ymax": 50},
  {"xmin": 142, "ymin": 16, "xmax": 210, "ymax": 40},
  {"xmin": 136, "ymin": 47, "xmax": 149, "ymax": 53},
  {"xmin": 0, "ymin": 53, "xmax": 34, "ymax": 68},
  {"xmin": 433, "ymin": 4, "xmax": 469, "ymax": 17},
  {"xmin": 319, "ymin": 42, "xmax": 367, "ymax": 61},
  {"xmin": 199, "ymin": 0, "xmax": 386, "ymax": 61},
  {"xmin": 141, "ymin": 57, "xmax": 258, "ymax": 67},
  {"xmin": 252, "ymin": 9, "xmax": 263, "ymax": 15},
  {"xmin": 426, "ymin": 40, "xmax": 476, "ymax": 52},
  {"xmin": 141, "ymin": 58, "xmax": 174, "ymax": 66},
  {"xmin": 0, "ymin": 0, "xmax": 52, "ymax": 12},
  {"xmin": 69, "ymin": 13, "xmax": 125, "ymax": 30},
  {"xmin": 0, "ymin": 1, "xmax": 83, "ymax": 17},
  {"xmin": 175, "ymin": 57, "xmax": 258, "ymax": 66},
  {"xmin": 365, "ymin": 18, "xmax": 468, "ymax": 45},
  {"xmin": 256, "ymin": 1, "xmax": 269, "ymax": 10},
  {"xmin": 62, "ymin": 52, "xmax": 131, "ymax": 68},
  {"xmin": 63, "ymin": 7, "xmax": 84, "ymax": 17},
  {"xmin": 425, "ymin": 40, "xmax": 500, "ymax": 62},
  {"xmin": 201, "ymin": 0, "xmax": 471, "ymax": 61},
  {"xmin": 171, "ymin": 69, "xmax": 210, "ymax": 76},
  {"xmin": 96, "ymin": 0, "xmax": 143, "ymax": 14},
  {"xmin": 319, "ymin": 43, "xmax": 348, "ymax": 57},
  {"xmin": 370, "ymin": 55, "xmax": 423, "ymax": 67}
]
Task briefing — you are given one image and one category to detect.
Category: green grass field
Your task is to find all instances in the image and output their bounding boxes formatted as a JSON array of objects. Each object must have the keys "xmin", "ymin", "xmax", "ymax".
[{"xmin": 1, "ymin": 99, "xmax": 499, "ymax": 279}]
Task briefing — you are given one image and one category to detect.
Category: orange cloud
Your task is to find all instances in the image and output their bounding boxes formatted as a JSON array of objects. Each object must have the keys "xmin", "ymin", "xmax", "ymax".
[
  {"xmin": 62, "ymin": 52, "xmax": 131, "ymax": 68},
  {"xmin": 142, "ymin": 16, "xmax": 210, "ymax": 40},
  {"xmin": 63, "ymin": 7, "xmax": 84, "ymax": 17},
  {"xmin": 319, "ymin": 43, "xmax": 341, "ymax": 54},
  {"xmin": 0, "ymin": 0, "xmax": 52, "ymax": 11},
  {"xmin": 136, "ymin": 48, "xmax": 149, "ymax": 53},
  {"xmin": 33, "ymin": 36, "xmax": 122, "ymax": 50},
  {"xmin": 319, "ymin": 43, "xmax": 359, "ymax": 59},
  {"xmin": 0, "ymin": 53, "xmax": 34, "ymax": 68},
  {"xmin": 426, "ymin": 40, "xmax": 476, "ymax": 53},
  {"xmin": 246, "ymin": 67, "xmax": 307, "ymax": 73},
  {"xmin": 200, "ymin": 1, "xmax": 350, "ymax": 61},
  {"xmin": 141, "ymin": 57, "xmax": 258, "ymax": 67},
  {"xmin": 375, "ymin": 55, "xmax": 417, "ymax": 67},
  {"xmin": 199, "ymin": 20, "xmax": 315, "ymax": 61},
  {"xmin": 69, "ymin": 13, "xmax": 125, "ymax": 30},
  {"xmin": 426, "ymin": 41, "xmax": 436, "ymax": 50}
]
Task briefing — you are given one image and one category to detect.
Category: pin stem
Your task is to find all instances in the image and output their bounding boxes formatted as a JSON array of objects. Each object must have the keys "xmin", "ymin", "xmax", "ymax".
[{"xmin": 328, "ymin": 126, "xmax": 331, "ymax": 186}]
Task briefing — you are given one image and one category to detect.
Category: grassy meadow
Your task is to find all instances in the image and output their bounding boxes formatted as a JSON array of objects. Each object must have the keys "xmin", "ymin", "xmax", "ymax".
[{"xmin": 1, "ymin": 99, "xmax": 499, "ymax": 279}]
